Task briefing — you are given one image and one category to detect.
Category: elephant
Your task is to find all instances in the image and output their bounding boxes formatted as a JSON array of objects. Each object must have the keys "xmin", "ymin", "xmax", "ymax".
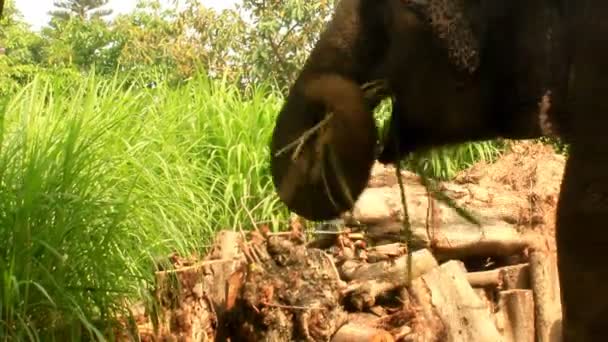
[{"xmin": 268, "ymin": 0, "xmax": 608, "ymax": 340}]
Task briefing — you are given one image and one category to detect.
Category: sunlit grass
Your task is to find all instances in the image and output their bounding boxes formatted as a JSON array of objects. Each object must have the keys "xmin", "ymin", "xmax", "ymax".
[
  {"xmin": 0, "ymin": 71, "xmax": 289, "ymax": 340},
  {"xmin": 0, "ymin": 76, "xmax": 134, "ymax": 341}
]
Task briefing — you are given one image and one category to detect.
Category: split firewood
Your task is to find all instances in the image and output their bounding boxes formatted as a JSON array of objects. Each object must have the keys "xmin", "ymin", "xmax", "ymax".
[
  {"xmin": 367, "ymin": 242, "xmax": 406, "ymax": 255},
  {"xmin": 351, "ymin": 178, "xmax": 528, "ymax": 229},
  {"xmin": 529, "ymin": 250, "xmax": 562, "ymax": 342},
  {"xmin": 340, "ymin": 248, "xmax": 438, "ymax": 282},
  {"xmin": 496, "ymin": 289, "xmax": 535, "ymax": 342},
  {"xmin": 467, "ymin": 263, "xmax": 530, "ymax": 289},
  {"xmin": 353, "ymin": 157, "xmax": 561, "ymax": 238},
  {"xmin": 411, "ymin": 260, "xmax": 504, "ymax": 342},
  {"xmin": 331, "ymin": 323, "xmax": 395, "ymax": 342}
]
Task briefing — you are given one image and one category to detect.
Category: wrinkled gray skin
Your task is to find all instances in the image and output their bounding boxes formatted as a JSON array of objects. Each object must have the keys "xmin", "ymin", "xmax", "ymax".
[{"xmin": 269, "ymin": 0, "xmax": 608, "ymax": 340}]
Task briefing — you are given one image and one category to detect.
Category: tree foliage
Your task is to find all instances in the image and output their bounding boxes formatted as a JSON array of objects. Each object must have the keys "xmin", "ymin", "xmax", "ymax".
[
  {"xmin": 2, "ymin": 0, "xmax": 338, "ymax": 92},
  {"xmin": 238, "ymin": 0, "xmax": 337, "ymax": 92},
  {"xmin": 0, "ymin": 1, "xmax": 46, "ymax": 95},
  {"xmin": 49, "ymin": 0, "xmax": 113, "ymax": 22}
]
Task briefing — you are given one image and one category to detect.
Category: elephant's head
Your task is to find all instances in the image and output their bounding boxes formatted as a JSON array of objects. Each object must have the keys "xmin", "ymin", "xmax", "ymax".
[{"xmin": 270, "ymin": 0, "xmax": 557, "ymax": 222}]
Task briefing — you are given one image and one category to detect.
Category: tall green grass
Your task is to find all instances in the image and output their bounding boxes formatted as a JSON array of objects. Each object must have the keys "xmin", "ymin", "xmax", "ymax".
[
  {"xmin": 0, "ymin": 72, "xmax": 289, "ymax": 340},
  {"xmin": 0, "ymin": 76, "xmax": 135, "ymax": 340}
]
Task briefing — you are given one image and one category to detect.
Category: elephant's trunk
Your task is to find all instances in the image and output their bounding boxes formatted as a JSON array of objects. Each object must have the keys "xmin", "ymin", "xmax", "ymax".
[
  {"xmin": 269, "ymin": 0, "xmax": 388, "ymax": 221},
  {"xmin": 270, "ymin": 73, "xmax": 378, "ymax": 221}
]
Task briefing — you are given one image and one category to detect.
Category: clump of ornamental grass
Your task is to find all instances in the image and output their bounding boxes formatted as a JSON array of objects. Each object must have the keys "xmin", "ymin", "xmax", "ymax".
[
  {"xmin": 0, "ymin": 75, "xmax": 135, "ymax": 341},
  {"xmin": 0, "ymin": 70, "xmax": 292, "ymax": 341}
]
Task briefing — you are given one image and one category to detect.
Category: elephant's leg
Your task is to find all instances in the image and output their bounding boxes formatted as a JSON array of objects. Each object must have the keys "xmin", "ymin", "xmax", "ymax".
[
  {"xmin": 556, "ymin": 145, "xmax": 608, "ymax": 341},
  {"xmin": 557, "ymin": 2, "xmax": 608, "ymax": 340}
]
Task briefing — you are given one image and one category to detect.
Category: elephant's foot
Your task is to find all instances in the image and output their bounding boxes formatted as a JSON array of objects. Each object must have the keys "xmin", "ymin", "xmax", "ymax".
[{"xmin": 556, "ymin": 145, "xmax": 608, "ymax": 341}]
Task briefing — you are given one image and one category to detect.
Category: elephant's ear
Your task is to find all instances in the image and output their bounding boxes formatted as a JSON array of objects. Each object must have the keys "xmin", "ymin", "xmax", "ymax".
[{"xmin": 404, "ymin": 0, "xmax": 481, "ymax": 73}]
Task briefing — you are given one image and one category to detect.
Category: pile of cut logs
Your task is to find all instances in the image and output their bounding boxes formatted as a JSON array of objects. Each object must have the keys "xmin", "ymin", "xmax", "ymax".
[{"xmin": 130, "ymin": 146, "xmax": 566, "ymax": 341}]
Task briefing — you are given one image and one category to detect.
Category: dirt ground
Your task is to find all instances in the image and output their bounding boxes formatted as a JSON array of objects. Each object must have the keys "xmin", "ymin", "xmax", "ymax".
[{"xmin": 454, "ymin": 140, "xmax": 565, "ymax": 252}]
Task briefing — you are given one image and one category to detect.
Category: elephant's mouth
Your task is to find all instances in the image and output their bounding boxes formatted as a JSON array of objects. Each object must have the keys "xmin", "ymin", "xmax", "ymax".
[{"xmin": 269, "ymin": 74, "xmax": 383, "ymax": 221}]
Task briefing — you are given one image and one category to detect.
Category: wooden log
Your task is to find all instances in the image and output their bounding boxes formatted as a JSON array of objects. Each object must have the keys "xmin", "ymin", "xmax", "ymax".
[
  {"xmin": 205, "ymin": 231, "xmax": 244, "ymax": 317},
  {"xmin": 350, "ymin": 177, "xmax": 531, "ymax": 230},
  {"xmin": 367, "ymin": 242, "xmax": 405, "ymax": 256},
  {"xmin": 331, "ymin": 323, "xmax": 395, "ymax": 342},
  {"xmin": 348, "ymin": 162, "xmax": 562, "ymax": 259},
  {"xmin": 341, "ymin": 249, "xmax": 438, "ymax": 310},
  {"xmin": 340, "ymin": 248, "xmax": 438, "ymax": 282},
  {"xmin": 365, "ymin": 242, "xmax": 406, "ymax": 262},
  {"xmin": 529, "ymin": 250, "xmax": 562, "ymax": 342},
  {"xmin": 496, "ymin": 289, "xmax": 535, "ymax": 342},
  {"xmin": 344, "ymin": 280, "xmax": 393, "ymax": 310},
  {"xmin": 425, "ymin": 224, "xmax": 532, "ymax": 261},
  {"xmin": 360, "ymin": 220, "xmax": 533, "ymax": 260},
  {"xmin": 499, "ymin": 263, "xmax": 530, "ymax": 290},
  {"xmin": 411, "ymin": 260, "xmax": 504, "ymax": 342},
  {"xmin": 347, "ymin": 312, "xmax": 382, "ymax": 327},
  {"xmin": 467, "ymin": 269, "xmax": 502, "ymax": 288},
  {"xmin": 467, "ymin": 263, "xmax": 530, "ymax": 289}
]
